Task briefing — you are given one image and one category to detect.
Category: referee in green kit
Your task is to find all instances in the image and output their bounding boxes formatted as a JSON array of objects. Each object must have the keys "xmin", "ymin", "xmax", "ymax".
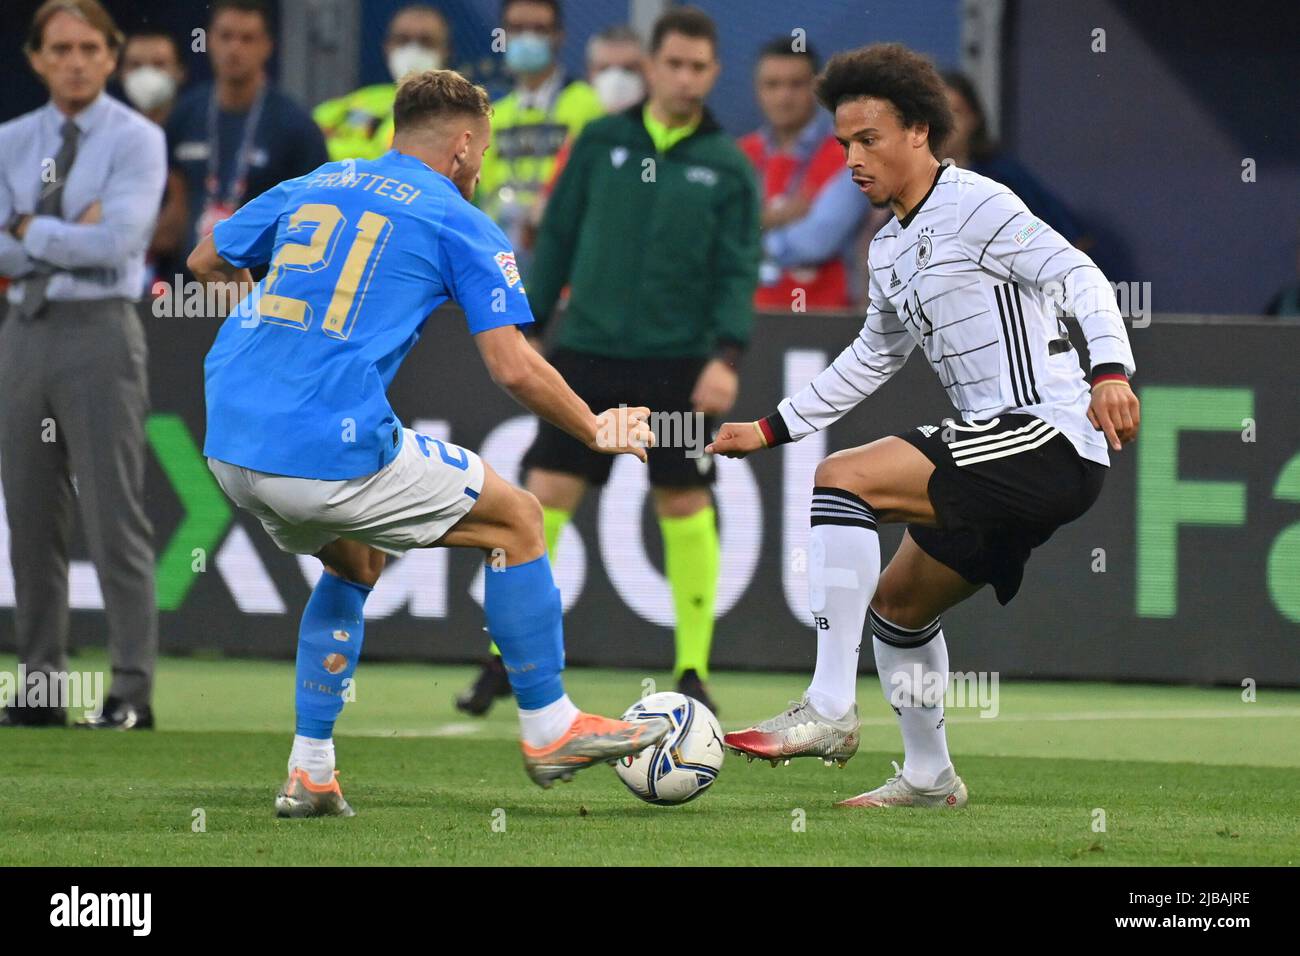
[{"xmin": 457, "ymin": 6, "xmax": 759, "ymax": 716}]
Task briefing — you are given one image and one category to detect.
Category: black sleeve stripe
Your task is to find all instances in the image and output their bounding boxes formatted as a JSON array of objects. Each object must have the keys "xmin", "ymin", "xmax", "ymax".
[
  {"xmin": 786, "ymin": 401, "xmax": 817, "ymax": 431},
  {"xmin": 957, "ymin": 190, "xmax": 1013, "ymax": 233},
  {"xmin": 920, "ymin": 279, "xmax": 982, "ymax": 308},
  {"xmin": 1032, "ymin": 246, "xmax": 1069, "ymax": 285},
  {"xmin": 850, "ymin": 337, "xmax": 893, "ymax": 374},
  {"xmin": 940, "ymin": 339, "xmax": 999, "ymax": 359},
  {"xmin": 1058, "ymin": 262, "xmax": 1094, "ymax": 284},
  {"xmin": 941, "ymin": 371, "xmax": 1000, "ymax": 389},
  {"xmin": 808, "ymin": 379, "xmax": 842, "ymax": 413},
  {"xmin": 976, "ymin": 212, "xmax": 1022, "ymax": 268},
  {"xmin": 918, "ymin": 258, "xmax": 980, "ymax": 270},
  {"xmin": 888, "ymin": 238, "xmax": 921, "ymax": 265},
  {"xmin": 1003, "ymin": 245, "xmax": 1031, "ymax": 283},
  {"xmin": 932, "ymin": 307, "xmax": 990, "ymax": 332},
  {"xmin": 830, "ymin": 361, "xmax": 870, "ymax": 397}
]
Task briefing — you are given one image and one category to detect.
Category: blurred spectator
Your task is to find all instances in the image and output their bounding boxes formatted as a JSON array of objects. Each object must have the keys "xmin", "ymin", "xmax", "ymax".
[
  {"xmin": 942, "ymin": 72, "xmax": 1090, "ymax": 250},
  {"xmin": 476, "ymin": 0, "xmax": 602, "ymax": 258},
  {"xmin": 740, "ymin": 38, "xmax": 871, "ymax": 312},
  {"xmin": 529, "ymin": 25, "xmax": 646, "ymax": 233},
  {"xmin": 587, "ymin": 24, "xmax": 645, "ymax": 113},
  {"xmin": 0, "ymin": 0, "xmax": 165, "ymax": 730},
  {"xmin": 118, "ymin": 29, "xmax": 189, "ymax": 291},
  {"xmin": 118, "ymin": 29, "xmax": 186, "ymax": 126},
  {"xmin": 160, "ymin": 0, "xmax": 327, "ymax": 261},
  {"xmin": 313, "ymin": 4, "xmax": 451, "ymax": 161}
]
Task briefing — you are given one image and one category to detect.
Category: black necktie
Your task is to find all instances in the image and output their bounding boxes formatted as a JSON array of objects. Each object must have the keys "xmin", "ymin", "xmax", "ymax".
[{"xmin": 19, "ymin": 118, "xmax": 81, "ymax": 319}]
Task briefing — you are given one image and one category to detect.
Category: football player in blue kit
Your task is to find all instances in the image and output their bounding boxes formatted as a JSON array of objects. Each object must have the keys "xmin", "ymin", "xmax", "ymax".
[{"xmin": 188, "ymin": 69, "xmax": 669, "ymax": 817}]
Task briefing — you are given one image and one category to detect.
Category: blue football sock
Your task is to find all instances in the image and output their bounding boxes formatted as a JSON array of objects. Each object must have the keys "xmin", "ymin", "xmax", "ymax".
[
  {"xmin": 295, "ymin": 572, "xmax": 370, "ymax": 739},
  {"xmin": 484, "ymin": 554, "xmax": 565, "ymax": 710}
]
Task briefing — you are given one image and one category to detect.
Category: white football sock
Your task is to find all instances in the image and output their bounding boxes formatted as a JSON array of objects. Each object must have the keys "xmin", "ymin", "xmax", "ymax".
[
  {"xmin": 289, "ymin": 734, "xmax": 336, "ymax": 785},
  {"xmin": 804, "ymin": 488, "xmax": 880, "ymax": 722},
  {"xmin": 871, "ymin": 609, "xmax": 952, "ymax": 789},
  {"xmin": 518, "ymin": 694, "xmax": 579, "ymax": 748}
]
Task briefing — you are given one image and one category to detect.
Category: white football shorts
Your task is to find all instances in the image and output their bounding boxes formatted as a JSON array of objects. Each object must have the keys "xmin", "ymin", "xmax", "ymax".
[{"xmin": 208, "ymin": 428, "xmax": 486, "ymax": 556}]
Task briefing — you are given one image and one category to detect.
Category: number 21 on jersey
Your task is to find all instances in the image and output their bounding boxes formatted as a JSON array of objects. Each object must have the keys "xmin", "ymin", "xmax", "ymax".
[{"xmin": 258, "ymin": 202, "xmax": 393, "ymax": 340}]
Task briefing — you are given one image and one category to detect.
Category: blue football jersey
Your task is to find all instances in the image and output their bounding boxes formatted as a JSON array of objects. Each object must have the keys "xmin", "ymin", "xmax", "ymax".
[{"xmin": 203, "ymin": 150, "xmax": 533, "ymax": 479}]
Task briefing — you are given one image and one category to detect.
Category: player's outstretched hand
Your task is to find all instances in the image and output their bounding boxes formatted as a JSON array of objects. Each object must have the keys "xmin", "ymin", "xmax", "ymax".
[
  {"xmin": 1087, "ymin": 380, "xmax": 1140, "ymax": 451},
  {"xmin": 591, "ymin": 405, "xmax": 656, "ymax": 462},
  {"xmin": 706, "ymin": 421, "xmax": 768, "ymax": 459}
]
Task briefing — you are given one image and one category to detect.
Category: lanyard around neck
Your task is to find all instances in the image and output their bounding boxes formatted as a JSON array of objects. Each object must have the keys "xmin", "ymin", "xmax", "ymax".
[{"xmin": 206, "ymin": 83, "xmax": 267, "ymax": 207}]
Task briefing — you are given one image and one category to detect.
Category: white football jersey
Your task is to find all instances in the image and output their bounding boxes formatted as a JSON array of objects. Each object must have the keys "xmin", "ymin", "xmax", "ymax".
[{"xmin": 776, "ymin": 163, "xmax": 1136, "ymax": 466}]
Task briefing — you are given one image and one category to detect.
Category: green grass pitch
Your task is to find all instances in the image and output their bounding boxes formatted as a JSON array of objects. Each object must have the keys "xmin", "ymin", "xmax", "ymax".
[{"xmin": 2, "ymin": 650, "xmax": 1297, "ymax": 866}]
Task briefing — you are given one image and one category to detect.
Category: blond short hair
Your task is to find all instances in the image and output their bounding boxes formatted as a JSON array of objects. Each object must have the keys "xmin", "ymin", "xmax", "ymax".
[{"xmin": 393, "ymin": 69, "xmax": 492, "ymax": 133}]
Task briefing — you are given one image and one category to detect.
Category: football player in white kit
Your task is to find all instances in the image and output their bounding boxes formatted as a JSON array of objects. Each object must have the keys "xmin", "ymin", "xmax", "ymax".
[{"xmin": 708, "ymin": 43, "xmax": 1141, "ymax": 808}]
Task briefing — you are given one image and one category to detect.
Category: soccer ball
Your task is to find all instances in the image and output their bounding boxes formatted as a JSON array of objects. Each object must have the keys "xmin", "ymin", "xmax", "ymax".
[{"xmin": 614, "ymin": 691, "xmax": 724, "ymax": 805}]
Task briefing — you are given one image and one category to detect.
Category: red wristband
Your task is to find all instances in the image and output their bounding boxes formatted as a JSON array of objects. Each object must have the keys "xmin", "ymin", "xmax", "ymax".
[
  {"xmin": 756, "ymin": 417, "xmax": 777, "ymax": 447},
  {"xmin": 1091, "ymin": 373, "xmax": 1129, "ymax": 387}
]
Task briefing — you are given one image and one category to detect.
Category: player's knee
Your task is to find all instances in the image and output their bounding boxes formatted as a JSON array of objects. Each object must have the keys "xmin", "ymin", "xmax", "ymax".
[
  {"xmin": 814, "ymin": 452, "xmax": 870, "ymax": 499},
  {"xmin": 318, "ymin": 540, "xmax": 385, "ymax": 587},
  {"xmin": 508, "ymin": 487, "xmax": 547, "ymax": 561},
  {"xmin": 359, "ymin": 548, "xmax": 387, "ymax": 586},
  {"xmin": 869, "ymin": 587, "xmax": 929, "ymax": 631},
  {"xmin": 331, "ymin": 554, "xmax": 385, "ymax": 588},
  {"xmin": 345, "ymin": 549, "xmax": 385, "ymax": 588}
]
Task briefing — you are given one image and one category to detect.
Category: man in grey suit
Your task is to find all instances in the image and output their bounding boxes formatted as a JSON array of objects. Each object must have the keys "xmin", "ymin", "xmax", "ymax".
[{"xmin": 0, "ymin": 0, "xmax": 166, "ymax": 729}]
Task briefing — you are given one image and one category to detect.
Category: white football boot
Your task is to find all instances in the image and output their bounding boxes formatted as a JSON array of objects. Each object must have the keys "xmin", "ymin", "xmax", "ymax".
[
  {"xmin": 836, "ymin": 760, "xmax": 969, "ymax": 808},
  {"xmin": 723, "ymin": 695, "xmax": 860, "ymax": 768}
]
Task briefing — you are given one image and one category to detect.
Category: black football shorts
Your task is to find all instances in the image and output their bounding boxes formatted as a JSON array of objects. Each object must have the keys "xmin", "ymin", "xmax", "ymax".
[
  {"xmin": 521, "ymin": 347, "xmax": 717, "ymax": 488},
  {"xmin": 900, "ymin": 413, "xmax": 1106, "ymax": 604}
]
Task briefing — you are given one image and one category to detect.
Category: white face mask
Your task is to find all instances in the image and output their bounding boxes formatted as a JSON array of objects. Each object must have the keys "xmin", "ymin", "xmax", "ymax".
[
  {"xmin": 592, "ymin": 66, "xmax": 645, "ymax": 114},
  {"xmin": 388, "ymin": 43, "xmax": 444, "ymax": 82},
  {"xmin": 122, "ymin": 65, "xmax": 177, "ymax": 113}
]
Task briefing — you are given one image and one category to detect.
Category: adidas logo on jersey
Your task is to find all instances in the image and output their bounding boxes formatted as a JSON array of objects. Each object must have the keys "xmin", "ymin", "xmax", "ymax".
[
  {"xmin": 889, "ymin": 269, "xmax": 901, "ymax": 289},
  {"xmin": 916, "ymin": 424, "xmax": 939, "ymax": 437}
]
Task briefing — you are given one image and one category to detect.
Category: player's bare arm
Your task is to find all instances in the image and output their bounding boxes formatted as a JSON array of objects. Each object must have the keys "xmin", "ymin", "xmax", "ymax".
[
  {"xmin": 474, "ymin": 324, "xmax": 655, "ymax": 461},
  {"xmin": 186, "ymin": 234, "xmax": 254, "ymax": 315}
]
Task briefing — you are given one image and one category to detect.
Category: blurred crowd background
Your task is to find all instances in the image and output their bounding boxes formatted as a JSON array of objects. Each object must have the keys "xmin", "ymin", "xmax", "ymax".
[{"xmin": 1, "ymin": 0, "xmax": 1297, "ymax": 317}]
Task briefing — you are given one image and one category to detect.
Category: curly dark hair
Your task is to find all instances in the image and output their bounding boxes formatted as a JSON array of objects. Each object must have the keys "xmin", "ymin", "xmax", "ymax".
[{"xmin": 815, "ymin": 43, "xmax": 953, "ymax": 150}]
